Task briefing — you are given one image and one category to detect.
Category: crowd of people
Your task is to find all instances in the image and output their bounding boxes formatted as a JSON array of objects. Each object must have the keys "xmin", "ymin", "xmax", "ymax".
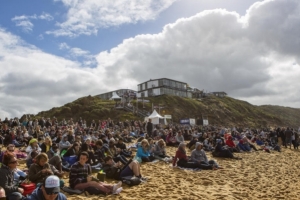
[{"xmin": 0, "ymin": 116, "xmax": 299, "ymax": 199}]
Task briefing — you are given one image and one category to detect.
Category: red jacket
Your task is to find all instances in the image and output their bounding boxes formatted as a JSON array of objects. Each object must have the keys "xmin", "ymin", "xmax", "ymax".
[
  {"xmin": 173, "ymin": 150, "xmax": 188, "ymax": 166},
  {"xmin": 226, "ymin": 139, "xmax": 236, "ymax": 148}
]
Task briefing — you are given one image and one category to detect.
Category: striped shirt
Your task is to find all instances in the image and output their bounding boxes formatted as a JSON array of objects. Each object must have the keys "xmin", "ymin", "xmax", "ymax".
[{"xmin": 69, "ymin": 161, "xmax": 91, "ymax": 188}]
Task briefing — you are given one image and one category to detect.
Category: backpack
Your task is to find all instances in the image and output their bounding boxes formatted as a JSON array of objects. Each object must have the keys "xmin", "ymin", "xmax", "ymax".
[
  {"xmin": 63, "ymin": 155, "xmax": 77, "ymax": 165},
  {"xmin": 121, "ymin": 176, "xmax": 141, "ymax": 186}
]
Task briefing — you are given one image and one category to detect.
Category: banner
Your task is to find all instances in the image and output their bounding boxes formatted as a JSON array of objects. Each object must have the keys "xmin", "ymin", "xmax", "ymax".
[
  {"xmin": 203, "ymin": 119, "xmax": 209, "ymax": 126},
  {"xmin": 189, "ymin": 118, "xmax": 195, "ymax": 125},
  {"xmin": 164, "ymin": 115, "xmax": 172, "ymax": 119},
  {"xmin": 180, "ymin": 119, "xmax": 190, "ymax": 124}
]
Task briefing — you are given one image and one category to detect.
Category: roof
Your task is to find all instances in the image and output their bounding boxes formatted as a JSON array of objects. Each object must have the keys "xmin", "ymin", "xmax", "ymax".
[
  {"xmin": 137, "ymin": 78, "xmax": 187, "ymax": 85},
  {"xmin": 211, "ymin": 91, "xmax": 227, "ymax": 95},
  {"xmin": 95, "ymin": 89, "xmax": 137, "ymax": 97},
  {"xmin": 147, "ymin": 109, "xmax": 164, "ymax": 118},
  {"xmin": 109, "ymin": 92, "xmax": 121, "ymax": 100}
]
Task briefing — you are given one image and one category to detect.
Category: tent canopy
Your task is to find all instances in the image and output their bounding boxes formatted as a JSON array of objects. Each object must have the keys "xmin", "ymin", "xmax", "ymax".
[
  {"xmin": 148, "ymin": 109, "xmax": 164, "ymax": 119},
  {"xmin": 145, "ymin": 109, "xmax": 165, "ymax": 125},
  {"xmin": 110, "ymin": 92, "xmax": 121, "ymax": 100}
]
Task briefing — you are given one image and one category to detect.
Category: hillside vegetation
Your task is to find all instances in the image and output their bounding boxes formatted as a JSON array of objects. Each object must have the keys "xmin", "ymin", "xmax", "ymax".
[{"xmin": 26, "ymin": 95, "xmax": 300, "ymax": 128}]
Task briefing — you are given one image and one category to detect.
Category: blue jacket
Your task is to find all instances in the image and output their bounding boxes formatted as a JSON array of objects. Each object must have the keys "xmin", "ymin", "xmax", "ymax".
[{"xmin": 136, "ymin": 146, "xmax": 150, "ymax": 158}]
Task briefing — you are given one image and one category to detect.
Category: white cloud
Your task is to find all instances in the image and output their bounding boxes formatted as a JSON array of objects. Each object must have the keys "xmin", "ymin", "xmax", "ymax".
[
  {"xmin": 37, "ymin": 34, "xmax": 44, "ymax": 40},
  {"xmin": 59, "ymin": 42, "xmax": 70, "ymax": 50},
  {"xmin": 2, "ymin": 0, "xmax": 300, "ymax": 119},
  {"xmin": 14, "ymin": 20, "xmax": 34, "ymax": 32},
  {"xmin": 39, "ymin": 13, "xmax": 54, "ymax": 21},
  {"xmin": 94, "ymin": 0, "xmax": 300, "ymax": 107},
  {"xmin": 69, "ymin": 47, "xmax": 90, "ymax": 57},
  {"xmin": 58, "ymin": 43, "xmax": 96, "ymax": 67},
  {"xmin": 47, "ymin": 0, "xmax": 177, "ymax": 37},
  {"xmin": 11, "ymin": 13, "xmax": 54, "ymax": 32},
  {"xmin": 0, "ymin": 28, "xmax": 106, "ymax": 118}
]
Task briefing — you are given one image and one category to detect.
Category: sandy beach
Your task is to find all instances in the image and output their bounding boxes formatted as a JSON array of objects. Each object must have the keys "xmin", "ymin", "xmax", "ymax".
[{"xmin": 17, "ymin": 145, "xmax": 300, "ymax": 200}]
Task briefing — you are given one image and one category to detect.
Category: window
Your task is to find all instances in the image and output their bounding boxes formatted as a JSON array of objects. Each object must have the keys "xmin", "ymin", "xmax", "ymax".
[{"xmin": 159, "ymin": 79, "xmax": 163, "ymax": 86}]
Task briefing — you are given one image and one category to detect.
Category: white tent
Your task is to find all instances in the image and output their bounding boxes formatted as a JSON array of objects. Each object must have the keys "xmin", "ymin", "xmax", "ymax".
[
  {"xmin": 145, "ymin": 109, "xmax": 165, "ymax": 125},
  {"xmin": 109, "ymin": 92, "xmax": 121, "ymax": 100}
]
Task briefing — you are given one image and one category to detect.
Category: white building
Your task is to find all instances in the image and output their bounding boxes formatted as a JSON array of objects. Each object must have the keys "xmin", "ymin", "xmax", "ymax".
[{"xmin": 137, "ymin": 78, "xmax": 192, "ymax": 98}]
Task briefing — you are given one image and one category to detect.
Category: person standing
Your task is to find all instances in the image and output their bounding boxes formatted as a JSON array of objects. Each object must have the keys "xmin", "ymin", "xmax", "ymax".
[
  {"xmin": 285, "ymin": 127, "xmax": 293, "ymax": 149},
  {"xmin": 146, "ymin": 119, "xmax": 153, "ymax": 138}
]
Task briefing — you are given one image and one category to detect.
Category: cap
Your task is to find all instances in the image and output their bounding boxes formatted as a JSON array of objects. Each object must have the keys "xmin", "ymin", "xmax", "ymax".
[
  {"xmin": 29, "ymin": 139, "xmax": 38, "ymax": 145},
  {"xmin": 44, "ymin": 175, "xmax": 60, "ymax": 195}
]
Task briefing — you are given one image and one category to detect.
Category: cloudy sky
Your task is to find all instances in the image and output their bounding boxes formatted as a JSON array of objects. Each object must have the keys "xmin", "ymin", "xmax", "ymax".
[{"xmin": 1, "ymin": 0, "xmax": 300, "ymax": 118}]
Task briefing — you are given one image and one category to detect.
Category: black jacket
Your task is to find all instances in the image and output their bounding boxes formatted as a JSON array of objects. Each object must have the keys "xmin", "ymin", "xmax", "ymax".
[{"xmin": 102, "ymin": 163, "xmax": 121, "ymax": 180}]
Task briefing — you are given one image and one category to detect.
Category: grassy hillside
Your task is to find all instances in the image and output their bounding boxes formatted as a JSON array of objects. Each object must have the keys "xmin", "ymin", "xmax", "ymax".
[{"xmin": 24, "ymin": 95, "xmax": 300, "ymax": 128}]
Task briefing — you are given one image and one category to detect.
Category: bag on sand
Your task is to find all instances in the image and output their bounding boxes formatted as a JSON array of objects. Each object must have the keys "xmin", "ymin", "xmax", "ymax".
[
  {"xmin": 20, "ymin": 182, "xmax": 36, "ymax": 196},
  {"xmin": 121, "ymin": 176, "xmax": 141, "ymax": 186}
]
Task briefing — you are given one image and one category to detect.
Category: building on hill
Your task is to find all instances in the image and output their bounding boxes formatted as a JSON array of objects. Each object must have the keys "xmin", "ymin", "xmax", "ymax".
[
  {"xmin": 137, "ymin": 78, "xmax": 192, "ymax": 98},
  {"xmin": 95, "ymin": 89, "xmax": 137, "ymax": 101},
  {"xmin": 211, "ymin": 91, "xmax": 227, "ymax": 97},
  {"xmin": 187, "ymin": 87, "xmax": 204, "ymax": 98}
]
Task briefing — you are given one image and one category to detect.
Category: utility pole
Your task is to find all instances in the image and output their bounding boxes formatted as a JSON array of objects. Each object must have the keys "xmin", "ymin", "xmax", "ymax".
[
  {"xmin": 136, "ymin": 98, "xmax": 138, "ymax": 114},
  {"xmin": 158, "ymin": 103, "xmax": 160, "ymax": 114}
]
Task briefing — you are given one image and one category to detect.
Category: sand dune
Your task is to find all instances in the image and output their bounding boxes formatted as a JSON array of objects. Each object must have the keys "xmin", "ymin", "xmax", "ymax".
[{"xmin": 18, "ymin": 146, "xmax": 300, "ymax": 200}]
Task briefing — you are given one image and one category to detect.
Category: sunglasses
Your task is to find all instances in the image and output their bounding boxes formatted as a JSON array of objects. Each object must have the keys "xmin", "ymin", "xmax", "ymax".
[{"xmin": 46, "ymin": 191, "xmax": 59, "ymax": 195}]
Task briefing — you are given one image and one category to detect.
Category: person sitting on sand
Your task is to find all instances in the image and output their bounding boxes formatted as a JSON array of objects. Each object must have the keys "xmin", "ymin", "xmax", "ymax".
[
  {"xmin": 187, "ymin": 136, "xmax": 198, "ymax": 150},
  {"xmin": 252, "ymin": 135, "xmax": 265, "ymax": 146},
  {"xmin": 26, "ymin": 138, "xmax": 42, "ymax": 160},
  {"xmin": 190, "ymin": 142, "xmax": 221, "ymax": 170},
  {"xmin": 0, "ymin": 152, "xmax": 24, "ymax": 200},
  {"xmin": 152, "ymin": 139, "xmax": 171, "ymax": 161},
  {"xmin": 106, "ymin": 139, "xmax": 129, "ymax": 165},
  {"xmin": 81, "ymin": 138, "xmax": 97, "ymax": 165},
  {"xmin": 203, "ymin": 136, "xmax": 214, "ymax": 151},
  {"xmin": 147, "ymin": 138, "xmax": 155, "ymax": 154},
  {"xmin": 240, "ymin": 136, "xmax": 258, "ymax": 151},
  {"xmin": 213, "ymin": 139, "xmax": 242, "ymax": 160},
  {"xmin": 175, "ymin": 131, "xmax": 184, "ymax": 145},
  {"xmin": 136, "ymin": 139, "xmax": 155, "ymax": 162},
  {"xmin": 69, "ymin": 151, "xmax": 122, "ymax": 195},
  {"xmin": 46, "ymin": 143, "xmax": 63, "ymax": 172},
  {"xmin": 173, "ymin": 142, "xmax": 203, "ymax": 168},
  {"xmin": 59, "ymin": 136, "xmax": 72, "ymax": 152},
  {"xmin": 225, "ymin": 135, "xmax": 240, "ymax": 152},
  {"xmin": 40, "ymin": 136, "xmax": 53, "ymax": 153},
  {"xmin": 28, "ymin": 153, "xmax": 64, "ymax": 185},
  {"xmin": 237, "ymin": 136, "xmax": 251, "ymax": 152},
  {"xmin": 63, "ymin": 142, "xmax": 81, "ymax": 158},
  {"xmin": 30, "ymin": 175, "xmax": 67, "ymax": 200},
  {"xmin": 102, "ymin": 156, "xmax": 147, "ymax": 181},
  {"xmin": 166, "ymin": 131, "xmax": 177, "ymax": 146}
]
